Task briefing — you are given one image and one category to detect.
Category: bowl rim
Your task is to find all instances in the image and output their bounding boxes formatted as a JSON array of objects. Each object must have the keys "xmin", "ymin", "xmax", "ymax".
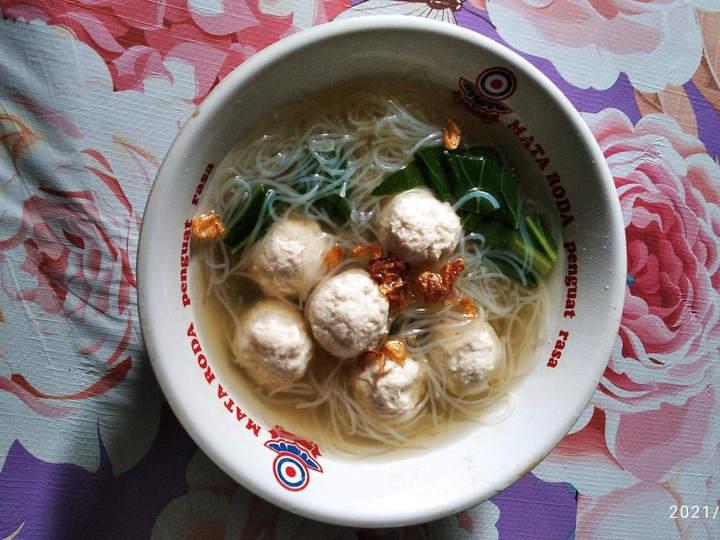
[{"xmin": 138, "ymin": 14, "xmax": 626, "ymax": 528}]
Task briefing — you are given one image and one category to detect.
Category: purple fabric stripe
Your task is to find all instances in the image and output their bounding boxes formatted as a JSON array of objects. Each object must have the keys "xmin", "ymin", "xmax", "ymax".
[
  {"xmin": 492, "ymin": 472, "xmax": 578, "ymax": 539},
  {"xmin": 0, "ymin": 404, "xmax": 196, "ymax": 539}
]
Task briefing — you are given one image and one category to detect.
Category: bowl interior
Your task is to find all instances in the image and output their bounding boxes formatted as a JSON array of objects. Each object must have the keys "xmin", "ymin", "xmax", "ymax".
[{"xmin": 138, "ymin": 16, "xmax": 625, "ymax": 528}]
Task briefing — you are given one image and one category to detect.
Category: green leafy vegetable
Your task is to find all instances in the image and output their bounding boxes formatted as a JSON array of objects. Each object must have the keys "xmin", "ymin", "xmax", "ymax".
[
  {"xmin": 505, "ymin": 217, "xmax": 557, "ymax": 277},
  {"xmin": 223, "ymin": 185, "xmax": 275, "ymax": 255},
  {"xmin": 222, "ymin": 146, "xmax": 352, "ymax": 254},
  {"xmin": 371, "ymin": 146, "xmax": 518, "ymax": 227},
  {"xmin": 524, "ymin": 213, "xmax": 558, "ymax": 266},
  {"xmin": 303, "ymin": 153, "xmax": 352, "ymax": 226},
  {"xmin": 369, "ymin": 161, "xmax": 425, "ymax": 196},
  {"xmin": 461, "ymin": 214, "xmax": 513, "ymax": 245},
  {"xmin": 485, "ymin": 256, "xmax": 538, "ymax": 288},
  {"xmin": 414, "ymin": 146, "xmax": 453, "ymax": 201},
  {"xmin": 464, "ymin": 145, "xmax": 503, "ymax": 163},
  {"xmin": 372, "ymin": 144, "xmax": 558, "ymax": 286},
  {"xmin": 463, "ymin": 212, "xmax": 557, "ymax": 281},
  {"xmin": 443, "ymin": 152, "xmax": 519, "ymax": 227},
  {"xmin": 314, "ymin": 192, "xmax": 351, "ymax": 226}
]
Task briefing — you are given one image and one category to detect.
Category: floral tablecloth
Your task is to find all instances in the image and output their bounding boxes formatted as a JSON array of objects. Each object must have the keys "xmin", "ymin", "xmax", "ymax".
[{"xmin": 1, "ymin": 1, "xmax": 719, "ymax": 538}]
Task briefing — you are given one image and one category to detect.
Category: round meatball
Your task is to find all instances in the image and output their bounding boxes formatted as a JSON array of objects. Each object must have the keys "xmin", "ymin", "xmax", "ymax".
[
  {"xmin": 377, "ymin": 188, "xmax": 462, "ymax": 264},
  {"xmin": 233, "ymin": 299, "xmax": 313, "ymax": 389},
  {"xmin": 247, "ymin": 217, "xmax": 330, "ymax": 298},
  {"xmin": 435, "ymin": 319, "xmax": 503, "ymax": 396},
  {"xmin": 306, "ymin": 268, "xmax": 389, "ymax": 359},
  {"xmin": 354, "ymin": 357, "xmax": 426, "ymax": 418}
]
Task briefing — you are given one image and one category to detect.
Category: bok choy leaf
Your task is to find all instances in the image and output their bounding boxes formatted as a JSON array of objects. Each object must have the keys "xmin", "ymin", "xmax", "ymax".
[
  {"xmin": 222, "ymin": 145, "xmax": 351, "ymax": 254},
  {"xmin": 372, "ymin": 144, "xmax": 558, "ymax": 286},
  {"xmin": 223, "ymin": 184, "xmax": 276, "ymax": 255}
]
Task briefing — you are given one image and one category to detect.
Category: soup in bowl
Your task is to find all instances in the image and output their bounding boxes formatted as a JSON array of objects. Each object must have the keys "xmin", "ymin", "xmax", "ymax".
[{"xmin": 138, "ymin": 15, "xmax": 625, "ymax": 528}]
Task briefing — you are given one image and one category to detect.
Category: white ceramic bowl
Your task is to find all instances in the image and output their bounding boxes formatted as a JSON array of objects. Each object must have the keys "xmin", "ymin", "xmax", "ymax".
[{"xmin": 138, "ymin": 15, "xmax": 625, "ymax": 528}]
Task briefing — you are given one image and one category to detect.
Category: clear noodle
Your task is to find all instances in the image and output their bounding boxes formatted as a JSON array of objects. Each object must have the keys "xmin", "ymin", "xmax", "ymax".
[{"xmin": 193, "ymin": 78, "xmax": 551, "ymax": 455}]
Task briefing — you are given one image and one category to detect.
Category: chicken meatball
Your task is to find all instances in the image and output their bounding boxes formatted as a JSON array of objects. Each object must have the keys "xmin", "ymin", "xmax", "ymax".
[
  {"xmin": 353, "ymin": 357, "xmax": 426, "ymax": 418},
  {"xmin": 435, "ymin": 319, "xmax": 503, "ymax": 396},
  {"xmin": 247, "ymin": 217, "xmax": 330, "ymax": 298},
  {"xmin": 306, "ymin": 268, "xmax": 389, "ymax": 359},
  {"xmin": 233, "ymin": 299, "xmax": 313, "ymax": 389},
  {"xmin": 377, "ymin": 188, "xmax": 462, "ymax": 265}
]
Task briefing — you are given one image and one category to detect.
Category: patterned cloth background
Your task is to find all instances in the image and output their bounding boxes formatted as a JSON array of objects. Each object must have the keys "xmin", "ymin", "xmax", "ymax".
[{"xmin": 1, "ymin": 1, "xmax": 719, "ymax": 538}]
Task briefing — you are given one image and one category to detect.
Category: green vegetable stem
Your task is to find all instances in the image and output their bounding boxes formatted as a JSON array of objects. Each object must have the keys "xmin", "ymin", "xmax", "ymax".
[
  {"xmin": 371, "ymin": 145, "xmax": 558, "ymax": 286},
  {"xmin": 222, "ymin": 147, "xmax": 351, "ymax": 255}
]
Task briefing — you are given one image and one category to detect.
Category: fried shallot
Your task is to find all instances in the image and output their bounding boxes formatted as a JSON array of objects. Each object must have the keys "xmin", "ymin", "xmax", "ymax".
[
  {"xmin": 191, "ymin": 212, "xmax": 226, "ymax": 239},
  {"xmin": 415, "ymin": 257, "xmax": 466, "ymax": 304},
  {"xmin": 358, "ymin": 338, "xmax": 408, "ymax": 377},
  {"xmin": 352, "ymin": 244, "xmax": 410, "ymax": 312},
  {"xmin": 443, "ymin": 118, "xmax": 462, "ymax": 150},
  {"xmin": 454, "ymin": 296, "xmax": 479, "ymax": 319},
  {"xmin": 323, "ymin": 244, "xmax": 344, "ymax": 270}
]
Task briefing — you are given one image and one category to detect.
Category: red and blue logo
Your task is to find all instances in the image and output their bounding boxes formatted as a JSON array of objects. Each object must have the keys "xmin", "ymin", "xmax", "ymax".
[
  {"xmin": 455, "ymin": 66, "xmax": 517, "ymax": 122},
  {"xmin": 264, "ymin": 426, "xmax": 324, "ymax": 492}
]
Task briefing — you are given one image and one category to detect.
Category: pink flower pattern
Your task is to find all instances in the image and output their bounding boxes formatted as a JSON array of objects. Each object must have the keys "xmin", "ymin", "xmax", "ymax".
[
  {"xmin": 1, "ymin": 166, "xmax": 135, "ymax": 320},
  {"xmin": 486, "ymin": 0, "xmax": 720, "ymax": 92},
  {"xmin": 0, "ymin": 0, "xmax": 350, "ymax": 102},
  {"xmin": 535, "ymin": 108, "xmax": 720, "ymax": 537},
  {"xmin": 0, "ymin": 106, "xmax": 139, "ymax": 418},
  {"xmin": 1, "ymin": 1, "xmax": 719, "ymax": 537},
  {"xmin": 600, "ymin": 111, "xmax": 720, "ymax": 411},
  {"xmin": 0, "ymin": 16, "xmax": 195, "ymax": 476}
]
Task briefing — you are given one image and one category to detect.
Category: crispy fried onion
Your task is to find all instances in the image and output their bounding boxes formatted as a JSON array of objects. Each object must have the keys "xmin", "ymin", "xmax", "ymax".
[
  {"xmin": 415, "ymin": 258, "xmax": 478, "ymax": 317},
  {"xmin": 323, "ymin": 244, "xmax": 343, "ymax": 270},
  {"xmin": 352, "ymin": 244, "xmax": 410, "ymax": 312},
  {"xmin": 358, "ymin": 338, "xmax": 407, "ymax": 377},
  {"xmin": 414, "ymin": 257, "xmax": 466, "ymax": 304},
  {"xmin": 191, "ymin": 212, "xmax": 226, "ymax": 239},
  {"xmin": 443, "ymin": 118, "xmax": 462, "ymax": 150},
  {"xmin": 454, "ymin": 296, "xmax": 479, "ymax": 319}
]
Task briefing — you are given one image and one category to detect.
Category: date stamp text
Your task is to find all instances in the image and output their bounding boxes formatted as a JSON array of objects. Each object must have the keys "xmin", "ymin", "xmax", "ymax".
[{"xmin": 670, "ymin": 505, "xmax": 720, "ymax": 519}]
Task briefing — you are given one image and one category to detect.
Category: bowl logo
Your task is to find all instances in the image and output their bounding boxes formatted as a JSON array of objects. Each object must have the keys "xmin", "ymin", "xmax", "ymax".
[
  {"xmin": 264, "ymin": 426, "xmax": 324, "ymax": 492},
  {"xmin": 455, "ymin": 66, "xmax": 517, "ymax": 121}
]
